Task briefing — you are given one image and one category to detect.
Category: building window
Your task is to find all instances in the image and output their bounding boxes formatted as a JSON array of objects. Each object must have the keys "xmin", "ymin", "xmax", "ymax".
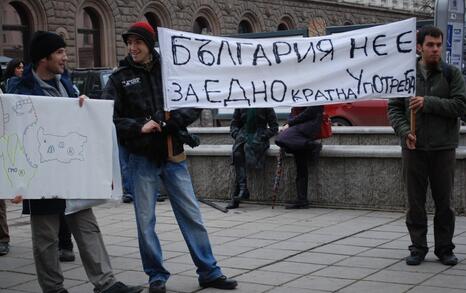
[
  {"xmin": 238, "ymin": 20, "xmax": 253, "ymax": 34},
  {"xmin": 193, "ymin": 17, "xmax": 212, "ymax": 35},
  {"xmin": 2, "ymin": 2, "xmax": 31, "ymax": 61},
  {"xmin": 277, "ymin": 23, "xmax": 288, "ymax": 31},
  {"xmin": 278, "ymin": 16, "xmax": 295, "ymax": 31},
  {"xmin": 77, "ymin": 7, "xmax": 101, "ymax": 67}
]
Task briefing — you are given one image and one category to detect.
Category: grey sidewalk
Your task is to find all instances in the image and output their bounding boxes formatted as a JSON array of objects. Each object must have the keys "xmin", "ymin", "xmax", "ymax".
[{"xmin": 1, "ymin": 201, "xmax": 466, "ymax": 293}]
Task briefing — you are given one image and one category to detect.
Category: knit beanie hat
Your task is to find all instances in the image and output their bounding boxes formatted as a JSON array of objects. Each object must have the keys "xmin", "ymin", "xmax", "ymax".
[
  {"xmin": 30, "ymin": 31, "xmax": 66, "ymax": 64},
  {"xmin": 122, "ymin": 22, "xmax": 156, "ymax": 50}
]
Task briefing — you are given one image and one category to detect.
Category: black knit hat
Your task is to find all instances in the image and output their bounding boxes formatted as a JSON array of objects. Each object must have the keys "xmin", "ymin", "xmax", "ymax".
[
  {"xmin": 30, "ymin": 31, "xmax": 66, "ymax": 64},
  {"xmin": 122, "ymin": 22, "xmax": 156, "ymax": 50}
]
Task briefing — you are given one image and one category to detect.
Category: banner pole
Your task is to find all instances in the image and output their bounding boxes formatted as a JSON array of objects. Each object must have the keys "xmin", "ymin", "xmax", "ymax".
[
  {"xmin": 165, "ymin": 112, "xmax": 173, "ymax": 158},
  {"xmin": 410, "ymin": 109, "xmax": 416, "ymax": 135}
]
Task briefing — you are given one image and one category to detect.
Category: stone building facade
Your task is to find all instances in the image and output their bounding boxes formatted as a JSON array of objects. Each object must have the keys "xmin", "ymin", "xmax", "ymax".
[
  {"xmin": 1, "ymin": 0, "xmax": 431, "ymax": 69},
  {"xmin": 340, "ymin": 0, "xmax": 432, "ymax": 13}
]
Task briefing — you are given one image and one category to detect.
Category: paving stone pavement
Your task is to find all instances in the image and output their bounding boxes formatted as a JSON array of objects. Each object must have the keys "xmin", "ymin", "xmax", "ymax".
[{"xmin": 2, "ymin": 200, "xmax": 466, "ymax": 293}]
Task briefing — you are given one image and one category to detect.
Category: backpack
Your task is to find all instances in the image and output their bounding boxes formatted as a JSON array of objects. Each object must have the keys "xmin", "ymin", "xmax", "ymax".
[{"xmin": 316, "ymin": 112, "xmax": 332, "ymax": 139}]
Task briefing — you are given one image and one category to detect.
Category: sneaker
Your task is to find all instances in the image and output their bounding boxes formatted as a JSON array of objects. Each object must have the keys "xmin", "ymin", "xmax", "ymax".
[
  {"xmin": 59, "ymin": 249, "xmax": 75, "ymax": 262},
  {"xmin": 439, "ymin": 252, "xmax": 458, "ymax": 266},
  {"xmin": 149, "ymin": 280, "xmax": 166, "ymax": 293},
  {"xmin": 0, "ymin": 242, "xmax": 9, "ymax": 256},
  {"xmin": 122, "ymin": 194, "xmax": 133, "ymax": 203},
  {"xmin": 101, "ymin": 281, "xmax": 143, "ymax": 293},
  {"xmin": 406, "ymin": 251, "xmax": 425, "ymax": 266},
  {"xmin": 199, "ymin": 275, "xmax": 238, "ymax": 290}
]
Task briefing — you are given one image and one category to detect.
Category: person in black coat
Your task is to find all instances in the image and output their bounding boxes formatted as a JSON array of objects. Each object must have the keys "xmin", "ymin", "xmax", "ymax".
[{"xmin": 227, "ymin": 108, "xmax": 278, "ymax": 209}]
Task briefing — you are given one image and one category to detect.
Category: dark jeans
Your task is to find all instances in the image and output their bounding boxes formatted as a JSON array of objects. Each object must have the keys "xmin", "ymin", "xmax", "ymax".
[
  {"xmin": 59, "ymin": 214, "xmax": 73, "ymax": 251},
  {"xmin": 0, "ymin": 200, "xmax": 9, "ymax": 243},
  {"xmin": 402, "ymin": 149, "xmax": 456, "ymax": 257},
  {"xmin": 293, "ymin": 151, "xmax": 309, "ymax": 202}
]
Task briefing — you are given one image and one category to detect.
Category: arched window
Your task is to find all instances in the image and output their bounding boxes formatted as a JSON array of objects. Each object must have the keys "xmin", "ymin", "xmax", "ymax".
[
  {"xmin": 77, "ymin": 7, "xmax": 101, "ymax": 67},
  {"xmin": 277, "ymin": 16, "xmax": 295, "ymax": 31},
  {"xmin": 277, "ymin": 23, "xmax": 289, "ymax": 31},
  {"xmin": 75, "ymin": 0, "xmax": 115, "ymax": 68},
  {"xmin": 193, "ymin": 16, "xmax": 212, "ymax": 35},
  {"xmin": 2, "ymin": 2, "xmax": 32, "ymax": 61},
  {"xmin": 238, "ymin": 20, "xmax": 253, "ymax": 34}
]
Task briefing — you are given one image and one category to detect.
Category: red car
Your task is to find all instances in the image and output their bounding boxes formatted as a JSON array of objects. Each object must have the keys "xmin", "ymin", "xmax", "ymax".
[{"xmin": 324, "ymin": 99, "xmax": 389, "ymax": 126}]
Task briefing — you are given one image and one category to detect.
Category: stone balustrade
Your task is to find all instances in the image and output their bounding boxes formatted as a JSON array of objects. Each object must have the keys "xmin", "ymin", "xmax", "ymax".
[
  {"xmin": 189, "ymin": 126, "xmax": 466, "ymax": 145},
  {"xmin": 184, "ymin": 139, "xmax": 466, "ymax": 213}
]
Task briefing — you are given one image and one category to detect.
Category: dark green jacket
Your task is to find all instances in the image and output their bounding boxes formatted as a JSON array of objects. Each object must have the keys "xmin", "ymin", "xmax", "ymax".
[{"xmin": 388, "ymin": 60, "xmax": 466, "ymax": 150}]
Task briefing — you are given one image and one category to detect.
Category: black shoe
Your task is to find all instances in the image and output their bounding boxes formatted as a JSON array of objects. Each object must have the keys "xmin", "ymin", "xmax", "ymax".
[
  {"xmin": 102, "ymin": 281, "xmax": 143, "ymax": 293},
  {"xmin": 285, "ymin": 200, "xmax": 309, "ymax": 209},
  {"xmin": 226, "ymin": 199, "xmax": 239, "ymax": 209},
  {"xmin": 0, "ymin": 242, "xmax": 9, "ymax": 256},
  {"xmin": 149, "ymin": 280, "xmax": 166, "ymax": 293},
  {"xmin": 122, "ymin": 194, "xmax": 133, "ymax": 203},
  {"xmin": 59, "ymin": 249, "xmax": 75, "ymax": 262},
  {"xmin": 406, "ymin": 251, "xmax": 425, "ymax": 266},
  {"xmin": 439, "ymin": 253, "xmax": 458, "ymax": 266},
  {"xmin": 200, "ymin": 275, "xmax": 238, "ymax": 290}
]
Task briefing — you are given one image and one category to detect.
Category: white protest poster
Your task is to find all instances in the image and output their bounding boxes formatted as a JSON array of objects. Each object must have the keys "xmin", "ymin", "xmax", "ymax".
[
  {"xmin": 0, "ymin": 94, "xmax": 119, "ymax": 199},
  {"xmin": 158, "ymin": 18, "xmax": 417, "ymax": 110}
]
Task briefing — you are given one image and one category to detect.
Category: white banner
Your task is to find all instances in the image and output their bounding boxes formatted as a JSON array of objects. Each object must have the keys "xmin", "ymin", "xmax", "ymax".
[
  {"xmin": 158, "ymin": 18, "xmax": 417, "ymax": 110},
  {"xmin": 0, "ymin": 94, "xmax": 121, "ymax": 199}
]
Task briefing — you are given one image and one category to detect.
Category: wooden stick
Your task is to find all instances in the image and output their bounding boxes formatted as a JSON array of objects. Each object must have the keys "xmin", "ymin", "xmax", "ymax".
[
  {"xmin": 165, "ymin": 112, "xmax": 173, "ymax": 158},
  {"xmin": 410, "ymin": 109, "xmax": 416, "ymax": 135}
]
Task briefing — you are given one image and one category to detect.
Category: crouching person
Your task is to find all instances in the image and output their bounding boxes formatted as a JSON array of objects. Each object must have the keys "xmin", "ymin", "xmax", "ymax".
[{"xmin": 276, "ymin": 106, "xmax": 323, "ymax": 209}]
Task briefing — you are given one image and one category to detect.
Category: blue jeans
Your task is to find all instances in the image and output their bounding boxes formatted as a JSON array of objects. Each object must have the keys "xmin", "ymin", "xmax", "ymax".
[
  {"xmin": 129, "ymin": 154, "xmax": 222, "ymax": 284},
  {"xmin": 118, "ymin": 144, "xmax": 133, "ymax": 197}
]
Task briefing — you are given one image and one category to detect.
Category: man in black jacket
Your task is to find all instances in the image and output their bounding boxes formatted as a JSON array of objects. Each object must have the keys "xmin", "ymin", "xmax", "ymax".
[
  {"xmin": 12, "ymin": 31, "xmax": 142, "ymax": 293},
  {"xmin": 102, "ymin": 22, "xmax": 237, "ymax": 293}
]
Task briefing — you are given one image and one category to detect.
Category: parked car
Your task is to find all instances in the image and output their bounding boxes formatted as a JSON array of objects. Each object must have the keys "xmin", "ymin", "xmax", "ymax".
[
  {"xmin": 71, "ymin": 67, "xmax": 113, "ymax": 99},
  {"xmin": 0, "ymin": 55, "xmax": 12, "ymax": 70},
  {"xmin": 324, "ymin": 99, "xmax": 389, "ymax": 126}
]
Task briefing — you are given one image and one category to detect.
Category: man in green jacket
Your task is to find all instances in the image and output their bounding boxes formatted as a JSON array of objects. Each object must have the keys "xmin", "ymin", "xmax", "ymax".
[{"xmin": 388, "ymin": 26, "xmax": 466, "ymax": 266}]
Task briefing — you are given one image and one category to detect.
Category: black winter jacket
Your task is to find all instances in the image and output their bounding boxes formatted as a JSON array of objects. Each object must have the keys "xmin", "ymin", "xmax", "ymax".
[{"xmin": 102, "ymin": 51, "xmax": 200, "ymax": 164}]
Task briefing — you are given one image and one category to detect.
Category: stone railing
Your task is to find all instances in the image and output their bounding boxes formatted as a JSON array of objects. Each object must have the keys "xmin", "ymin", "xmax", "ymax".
[
  {"xmin": 189, "ymin": 126, "xmax": 466, "ymax": 146},
  {"xmin": 185, "ymin": 127, "xmax": 466, "ymax": 213}
]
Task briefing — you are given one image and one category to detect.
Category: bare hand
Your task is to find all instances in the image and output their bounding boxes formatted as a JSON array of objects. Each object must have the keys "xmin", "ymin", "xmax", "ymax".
[
  {"xmin": 141, "ymin": 120, "xmax": 162, "ymax": 133},
  {"xmin": 78, "ymin": 95, "xmax": 89, "ymax": 107},
  {"xmin": 11, "ymin": 195, "xmax": 23, "ymax": 204},
  {"xmin": 406, "ymin": 133, "xmax": 416, "ymax": 150},
  {"xmin": 409, "ymin": 96, "xmax": 424, "ymax": 112},
  {"xmin": 280, "ymin": 124, "xmax": 289, "ymax": 132}
]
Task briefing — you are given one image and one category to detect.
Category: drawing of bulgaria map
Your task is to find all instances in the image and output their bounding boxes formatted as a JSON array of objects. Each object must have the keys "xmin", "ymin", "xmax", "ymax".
[{"xmin": 0, "ymin": 94, "xmax": 119, "ymax": 199}]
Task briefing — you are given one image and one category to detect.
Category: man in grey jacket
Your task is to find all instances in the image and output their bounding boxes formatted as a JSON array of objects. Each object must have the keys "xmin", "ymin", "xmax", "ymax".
[
  {"xmin": 388, "ymin": 26, "xmax": 466, "ymax": 266},
  {"xmin": 12, "ymin": 31, "xmax": 142, "ymax": 293}
]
